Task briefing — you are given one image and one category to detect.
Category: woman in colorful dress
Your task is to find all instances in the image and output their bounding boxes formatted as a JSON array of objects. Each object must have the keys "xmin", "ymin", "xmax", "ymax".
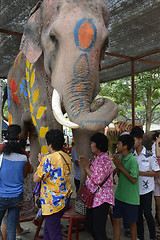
[
  {"xmin": 79, "ymin": 132, "xmax": 114, "ymax": 240},
  {"xmin": 33, "ymin": 129, "xmax": 72, "ymax": 240}
]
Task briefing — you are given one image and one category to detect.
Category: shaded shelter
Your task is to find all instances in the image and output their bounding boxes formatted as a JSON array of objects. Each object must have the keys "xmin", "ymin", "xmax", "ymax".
[{"xmin": 1, "ymin": 0, "xmax": 160, "ymax": 125}]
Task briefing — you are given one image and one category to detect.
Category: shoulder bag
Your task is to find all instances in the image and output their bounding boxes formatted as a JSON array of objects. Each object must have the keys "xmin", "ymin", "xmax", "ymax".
[
  {"xmin": 75, "ymin": 173, "xmax": 111, "ymax": 215},
  {"xmin": 59, "ymin": 152, "xmax": 71, "ymax": 173}
]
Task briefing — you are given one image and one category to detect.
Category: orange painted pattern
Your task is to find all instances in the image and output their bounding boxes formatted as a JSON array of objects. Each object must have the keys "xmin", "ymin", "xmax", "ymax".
[{"xmin": 79, "ymin": 20, "xmax": 94, "ymax": 49}]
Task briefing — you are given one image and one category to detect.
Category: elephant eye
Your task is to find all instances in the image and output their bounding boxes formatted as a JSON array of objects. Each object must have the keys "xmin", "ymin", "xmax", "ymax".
[
  {"xmin": 50, "ymin": 34, "xmax": 59, "ymax": 49},
  {"xmin": 50, "ymin": 34, "xmax": 57, "ymax": 43}
]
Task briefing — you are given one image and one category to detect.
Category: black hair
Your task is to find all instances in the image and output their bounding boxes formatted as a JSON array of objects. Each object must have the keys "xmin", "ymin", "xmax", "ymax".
[
  {"xmin": 1, "ymin": 124, "xmax": 23, "ymax": 155},
  {"xmin": 118, "ymin": 134, "xmax": 135, "ymax": 151},
  {"xmin": 152, "ymin": 132, "xmax": 160, "ymax": 141},
  {"xmin": 130, "ymin": 126, "xmax": 144, "ymax": 139},
  {"xmin": 45, "ymin": 129, "xmax": 64, "ymax": 151},
  {"xmin": 5, "ymin": 124, "xmax": 21, "ymax": 141},
  {"xmin": 19, "ymin": 138, "xmax": 27, "ymax": 149},
  {"xmin": 90, "ymin": 132, "xmax": 108, "ymax": 152}
]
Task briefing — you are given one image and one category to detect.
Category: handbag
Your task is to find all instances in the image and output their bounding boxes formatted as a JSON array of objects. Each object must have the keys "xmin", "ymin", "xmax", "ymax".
[
  {"xmin": 75, "ymin": 173, "xmax": 111, "ymax": 215},
  {"xmin": 78, "ymin": 185, "xmax": 94, "ymax": 208},
  {"xmin": 33, "ymin": 181, "xmax": 41, "ymax": 196}
]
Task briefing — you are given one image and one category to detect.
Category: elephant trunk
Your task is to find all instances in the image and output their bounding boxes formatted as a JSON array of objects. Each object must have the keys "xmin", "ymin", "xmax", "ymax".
[{"xmin": 52, "ymin": 89, "xmax": 118, "ymax": 131}]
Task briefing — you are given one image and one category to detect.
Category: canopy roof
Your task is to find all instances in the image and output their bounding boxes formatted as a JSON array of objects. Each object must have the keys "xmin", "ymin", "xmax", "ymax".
[{"xmin": 1, "ymin": 0, "xmax": 160, "ymax": 81}]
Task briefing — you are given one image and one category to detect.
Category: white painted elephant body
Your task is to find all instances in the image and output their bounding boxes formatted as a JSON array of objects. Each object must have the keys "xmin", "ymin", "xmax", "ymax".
[{"xmin": 7, "ymin": 0, "xmax": 118, "ymax": 179}]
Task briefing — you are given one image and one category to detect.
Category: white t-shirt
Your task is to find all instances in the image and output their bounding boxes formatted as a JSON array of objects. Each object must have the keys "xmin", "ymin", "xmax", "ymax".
[
  {"xmin": 152, "ymin": 142, "xmax": 156, "ymax": 157},
  {"xmin": 133, "ymin": 146, "xmax": 160, "ymax": 195}
]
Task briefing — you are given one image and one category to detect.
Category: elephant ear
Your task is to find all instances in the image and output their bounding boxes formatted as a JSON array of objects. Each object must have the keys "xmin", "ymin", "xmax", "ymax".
[
  {"xmin": 20, "ymin": 1, "xmax": 42, "ymax": 64},
  {"xmin": 101, "ymin": 3, "xmax": 109, "ymax": 27}
]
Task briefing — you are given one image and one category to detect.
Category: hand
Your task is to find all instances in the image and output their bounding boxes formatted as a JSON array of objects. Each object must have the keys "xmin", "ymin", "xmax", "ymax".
[
  {"xmin": 112, "ymin": 154, "xmax": 122, "ymax": 169},
  {"xmin": 29, "ymin": 165, "xmax": 34, "ymax": 174},
  {"xmin": 79, "ymin": 156, "xmax": 90, "ymax": 170},
  {"xmin": 38, "ymin": 153, "xmax": 44, "ymax": 162}
]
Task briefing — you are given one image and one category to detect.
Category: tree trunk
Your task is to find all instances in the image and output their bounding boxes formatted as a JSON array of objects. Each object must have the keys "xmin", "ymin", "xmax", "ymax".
[{"xmin": 145, "ymin": 87, "xmax": 152, "ymax": 132}]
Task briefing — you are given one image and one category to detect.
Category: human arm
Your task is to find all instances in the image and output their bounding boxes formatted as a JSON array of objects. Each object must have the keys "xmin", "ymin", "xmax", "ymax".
[
  {"xmin": 33, "ymin": 154, "xmax": 48, "ymax": 183},
  {"xmin": 23, "ymin": 162, "xmax": 30, "ymax": 178},
  {"xmin": 113, "ymin": 154, "xmax": 137, "ymax": 183},
  {"xmin": 23, "ymin": 161, "xmax": 34, "ymax": 178},
  {"xmin": 112, "ymin": 158, "xmax": 120, "ymax": 177},
  {"xmin": 79, "ymin": 156, "xmax": 93, "ymax": 178},
  {"xmin": 113, "ymin": 168, "xmax": 118, "ymax": 184},
  {"xmin": 80, "ymin": 153, "xmax": 112, "ymax": 185},
  {"xmin": 33, "ymin": 173, "xmax": 42, "ymax": 183},
  {"xmin": 139, "ymin": 170, "xmax": 160, "ymax": 177}
]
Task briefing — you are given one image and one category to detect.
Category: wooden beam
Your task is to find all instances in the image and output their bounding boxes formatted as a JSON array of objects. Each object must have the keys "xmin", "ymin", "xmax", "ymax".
[{"xmin": 0, "ymin": 28, "xmax": 22, "ymax": 37}]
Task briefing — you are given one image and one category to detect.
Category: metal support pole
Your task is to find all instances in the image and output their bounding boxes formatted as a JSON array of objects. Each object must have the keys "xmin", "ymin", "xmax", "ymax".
[{"xmin": 131, "ymin": 60, "xmax": 135, "ymax": 127}]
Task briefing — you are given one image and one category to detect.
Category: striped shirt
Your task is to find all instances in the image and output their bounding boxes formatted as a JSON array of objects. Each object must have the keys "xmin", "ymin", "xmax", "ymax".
[{"xmin": 0, "ymin": 153, "xmax": 27, "ymax": 197}]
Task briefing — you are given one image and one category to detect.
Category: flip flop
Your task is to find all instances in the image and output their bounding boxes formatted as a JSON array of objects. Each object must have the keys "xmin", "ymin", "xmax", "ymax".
[
  {"xmin": 124, "ymin": 230, "xmax": 131, "ymax": 238},
  {"xmin": 17, "ymin": 228, "xmax": 30, "ymax": 235},
  {"xmin": 16, "ymin": 236, "xmax": 22, "ymax": 240}
]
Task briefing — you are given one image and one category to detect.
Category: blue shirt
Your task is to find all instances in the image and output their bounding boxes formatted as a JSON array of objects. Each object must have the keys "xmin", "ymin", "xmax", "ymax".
[
  {"xmin": 71, "ymin": 146, "xmax": 80, "ymax": 180},
  {"xmin": 0, "ymin": 153, "xmax": 27, "ymax": 197}
]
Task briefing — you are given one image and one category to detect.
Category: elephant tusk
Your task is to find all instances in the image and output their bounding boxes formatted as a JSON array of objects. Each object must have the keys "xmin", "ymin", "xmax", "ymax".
[{"xmin": 52, "ymin": 89, "xmax": 79, "ymax": 129}]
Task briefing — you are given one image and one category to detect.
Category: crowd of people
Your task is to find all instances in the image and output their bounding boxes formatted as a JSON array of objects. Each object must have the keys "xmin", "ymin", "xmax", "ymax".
[{"xmin": 0, "ymin": 124, "xmax": 160, "ymax": 240}]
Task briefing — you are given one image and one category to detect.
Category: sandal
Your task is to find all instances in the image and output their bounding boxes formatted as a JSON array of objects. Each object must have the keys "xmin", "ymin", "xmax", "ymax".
[
  {"xmin": 17, "ymin": 228, "xmax": 30, "ymax": 235},
  {"xmin": 124, "ymin": 229, "xmax": 131, "ymax": 238}
]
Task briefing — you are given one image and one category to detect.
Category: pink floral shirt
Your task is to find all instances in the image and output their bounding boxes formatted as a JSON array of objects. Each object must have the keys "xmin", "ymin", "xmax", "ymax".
[{"xmin": 85, "ymin": 152, "xmax": 114, "ymax": 208}]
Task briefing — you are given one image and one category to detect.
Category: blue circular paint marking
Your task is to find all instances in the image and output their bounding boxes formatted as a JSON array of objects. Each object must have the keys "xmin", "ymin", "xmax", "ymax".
[{"xmin": 74, "ymin": 18, "xmax": 97, "ymax": 52}]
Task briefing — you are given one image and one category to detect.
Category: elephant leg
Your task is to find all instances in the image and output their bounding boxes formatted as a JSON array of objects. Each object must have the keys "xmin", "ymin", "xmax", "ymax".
[
  {"xmin": 28, "ymin": 123, "xmax": 41, "ymax": 170},
  {"xmin": 108, "ymin": 139, "xmax": 113, "ymax": 157},
  {"xmin": 72, "ymin": 129, "xmax": 94, "ymax": 184}
]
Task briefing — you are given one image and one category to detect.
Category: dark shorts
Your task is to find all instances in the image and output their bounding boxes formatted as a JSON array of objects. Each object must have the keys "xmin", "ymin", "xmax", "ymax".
[{"xmin": 112, "ymin": 198, "xmax": 138, "ymax": 223}]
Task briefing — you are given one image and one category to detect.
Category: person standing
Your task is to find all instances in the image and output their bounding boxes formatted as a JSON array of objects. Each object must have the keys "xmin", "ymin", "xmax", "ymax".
[
  {"xmin": 130, "ymin": 126, "xmax": 160, "ymax": 240},
  {"xmin": 152, "ymin": 133, "xmax": 160, "ymax": 235},
  {"xmin": 0, "ymin": 125, "xmax": 29, "ymax": 240},
  {"xmin": 79, "ymin": 132, "xmax": 114, "ymax": 240},
  {"xmin": 33, "ymin": 129, "xmax": 72, "ymax": 240},
  {"xmin": 112, "ymin": 134, "xmax": 139, "ymax": 240},
  {"xmin": 71, "ymin": 142, "xmax": 80, "ymax": 193}
]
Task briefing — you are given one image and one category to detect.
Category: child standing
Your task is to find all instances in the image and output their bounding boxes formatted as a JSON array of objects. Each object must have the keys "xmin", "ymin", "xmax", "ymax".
[
  {"xmin": 112, "ymin": 134, "xmax": 139, "ymax": 240},
  {"xmin": 130, "ymin": 126, "xmax": 160, "ymax": 240}
]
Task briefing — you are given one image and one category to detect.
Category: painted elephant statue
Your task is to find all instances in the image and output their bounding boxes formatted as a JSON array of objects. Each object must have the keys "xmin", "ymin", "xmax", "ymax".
[
  {"xmin": 7, "ymin": 0, "xmax": 118, "ymax": 181},
  {"xmin": 142, "ymin": 130, "xmax": 160, "ymax": 151},
  {"xmin": 105, "ymin": 121, "xmax": 143, "ymax": 156}
]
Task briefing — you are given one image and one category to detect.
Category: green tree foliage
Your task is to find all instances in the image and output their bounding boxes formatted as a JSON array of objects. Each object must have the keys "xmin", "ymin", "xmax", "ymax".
[{"xmin": 100, "ymin": 68, "xmax": 160, "ymax": 131}]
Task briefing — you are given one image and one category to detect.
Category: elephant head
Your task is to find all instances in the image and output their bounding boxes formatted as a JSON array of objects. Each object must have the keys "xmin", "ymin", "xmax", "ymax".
[{"xmin": 20, "ymin": 0, "xmax": 118, "ymax": 133}]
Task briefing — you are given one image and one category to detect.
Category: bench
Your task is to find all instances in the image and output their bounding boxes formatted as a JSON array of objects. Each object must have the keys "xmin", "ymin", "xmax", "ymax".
[{"xmin": 34, "ymin": 198, "xmax": 85, "ymax": 240}]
